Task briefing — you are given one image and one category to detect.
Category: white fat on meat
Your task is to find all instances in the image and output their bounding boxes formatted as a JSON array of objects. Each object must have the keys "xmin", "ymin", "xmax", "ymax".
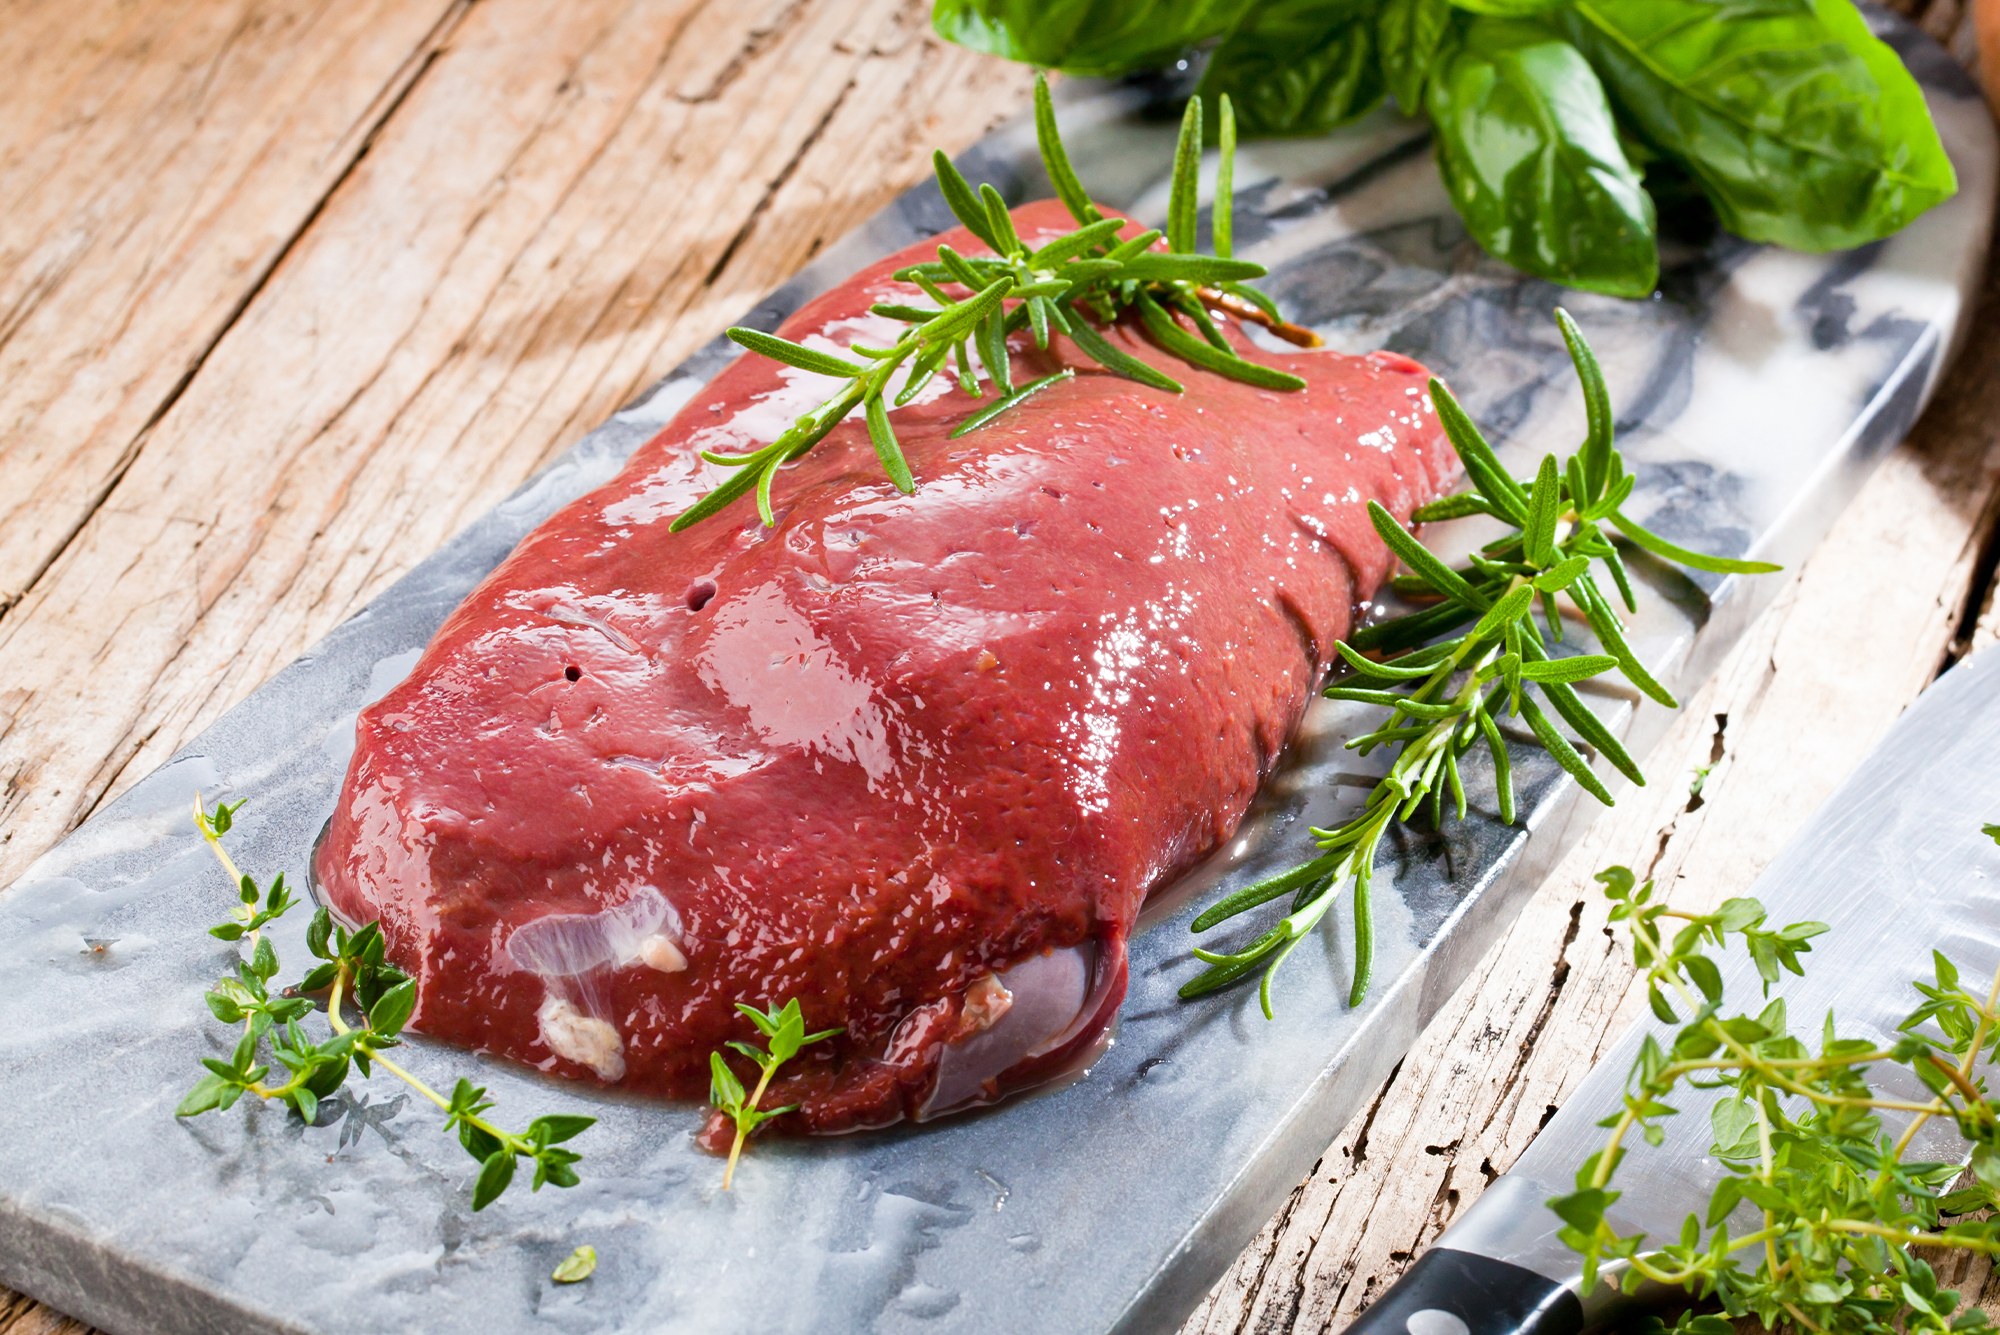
[
  {"xmin": 537, "ymin": 996, "xmax": 626, "ymax": 1082},
  {"xmin": 639, "ymin": 932, "xmax": 687, "ymax": 973},
  {"xmin": 506, "ymin": 885, "xmax": 685, "ymax": 977},
  {"xmin": 956, "ymin": 971, "xmax": 1013, "ymax": 1037},
  {"xmin": 923, "ymin": 944, "xmax": 1094, "ymax": 1117}
]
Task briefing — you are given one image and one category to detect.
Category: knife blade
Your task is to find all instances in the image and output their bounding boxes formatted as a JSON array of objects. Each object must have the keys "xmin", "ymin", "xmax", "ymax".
[{"xmin": 1347, "ymin": 643, "xmax": 2000, "ymax": 1335}]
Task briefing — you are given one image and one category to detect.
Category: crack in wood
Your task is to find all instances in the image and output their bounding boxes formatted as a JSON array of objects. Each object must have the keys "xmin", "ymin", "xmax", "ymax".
[
  {"xmin": 1229, "ymin": 1174, "xmax": 1312, "ymax": 1335},
  {"xmin": 1942, "ymin": 498, "xmax": 2000, "ymax": 674},
  {"xmin": 1476, "ymin": 898, "xmax": 1585, "ymax": 1141},
  {"xmin": 1684, "ymin": 711, "xmax": 1726, "ymax": 813},
  {"xmin": 702, "ymin": 74, "xmax": 858, "ymax": 288},
  {"xmin": 1346, "ymin": 1057, "xmax": 1402, "ymax": 1168},
  {"xmin": 676, "ymin": 0, "xmax": 808, "ymax": 103}
]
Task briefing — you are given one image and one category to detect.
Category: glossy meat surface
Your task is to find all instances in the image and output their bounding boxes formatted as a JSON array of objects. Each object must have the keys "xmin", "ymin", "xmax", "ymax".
[{"xmin": 315, "ymin": 201, "xmax": 1455, "ymax": 1134}]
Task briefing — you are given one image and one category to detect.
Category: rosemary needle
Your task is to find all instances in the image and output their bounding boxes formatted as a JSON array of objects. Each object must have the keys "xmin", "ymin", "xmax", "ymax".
[
  {"xmin": 673, "ymin": 75, "xmax": 1313, "ymax": 531},
  {"xmin": 1181, "ymin": 309, "xmax": 1779, "ymax": 1013}
]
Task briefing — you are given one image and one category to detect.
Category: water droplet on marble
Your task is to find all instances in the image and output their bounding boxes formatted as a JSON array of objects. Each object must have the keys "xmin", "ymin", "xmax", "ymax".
[{"xmin": 893, "ymin": 1283, "xmax": 959, "ymax": 1318}]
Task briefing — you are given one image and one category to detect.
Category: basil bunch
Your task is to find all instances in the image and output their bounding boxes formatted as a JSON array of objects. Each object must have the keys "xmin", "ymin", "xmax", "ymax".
[{"xmin": 932, "ymin": 0, "xmax": 1957, "ymax": 298}]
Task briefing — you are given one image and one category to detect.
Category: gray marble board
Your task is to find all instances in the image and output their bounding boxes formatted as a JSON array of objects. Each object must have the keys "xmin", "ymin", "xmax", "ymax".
[{"xmin": 0, "ymin": 14, "xmax": 1993, "ymax": 1335}]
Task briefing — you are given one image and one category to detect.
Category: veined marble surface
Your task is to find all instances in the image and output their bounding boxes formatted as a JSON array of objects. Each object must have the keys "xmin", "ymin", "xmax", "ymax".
[{"xmin": 0, "ymin": 14, "xmax": 1992, "ymax": 1335}]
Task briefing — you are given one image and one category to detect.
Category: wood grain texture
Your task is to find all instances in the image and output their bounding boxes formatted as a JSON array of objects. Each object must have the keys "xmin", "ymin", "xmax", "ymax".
[
  {"xmin": 1182, "ymin": 198, "xmax": 2000, "ymax": 1335},
  {"xmin": 0, "ymin": 0, "xmax": 469, "ymax": 613},
  {"xmin": 0, "ymin": 0, "xmax": 1032, "ymax": 887},
  {"xmin": 1978, "ymin": 0, "xmax": 2000, "ymax": 111}
]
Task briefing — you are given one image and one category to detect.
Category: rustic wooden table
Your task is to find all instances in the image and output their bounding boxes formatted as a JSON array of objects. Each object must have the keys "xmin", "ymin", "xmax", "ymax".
[{"xmin": 1, "ymin": 3, "xmax": 1995, "ymax": 1332}]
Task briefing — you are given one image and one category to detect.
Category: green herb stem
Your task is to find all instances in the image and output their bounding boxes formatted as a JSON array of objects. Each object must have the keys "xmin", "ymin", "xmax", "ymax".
[
  {"xmin": 1551, "ymin": 843, "xmax": 2000, "ymax": 1332},
  {"xmin": 181, "ymin": 797, "xmax": 591, "ymax": 1211},
  {"xmin": 322, "ymin": 967, "xmax": 438, "ymax": 1110},
  {"xmin": 706, "ymin": 997, "xmax": 842, "ymax": 1188},
  {"xmin": 722, "ymin": 1062, "xmax": 779, "ymax": 1191}
]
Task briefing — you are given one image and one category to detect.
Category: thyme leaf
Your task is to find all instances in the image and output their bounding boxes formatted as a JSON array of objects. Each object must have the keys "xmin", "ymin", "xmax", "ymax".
[
  {"xmin": 181, "ymin": 797, "xmax": 594, "ymax": 1212},
  {"xmin": 552, "ymin": 1245, "xmax": 598, "ymax": 1284},
  {"xmin": 708, "ymin": 997, "xmax": 842, "ymax": 1189},
  {"xmin": 1555, "ymin": 834, "xmax": 2000, "ymax": 1333}
]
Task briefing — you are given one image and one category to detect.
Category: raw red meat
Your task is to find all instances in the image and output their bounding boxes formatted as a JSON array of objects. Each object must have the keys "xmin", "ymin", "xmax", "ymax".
[{"xmin": 315, "ymin": 200, "xmax": 1456, "ymax": 1135}]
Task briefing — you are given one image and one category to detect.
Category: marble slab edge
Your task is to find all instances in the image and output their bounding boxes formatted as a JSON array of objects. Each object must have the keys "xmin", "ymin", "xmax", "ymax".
[{"xmin": 1107, "ymin": 310, "xmax": 1953, "ymax": 1335}]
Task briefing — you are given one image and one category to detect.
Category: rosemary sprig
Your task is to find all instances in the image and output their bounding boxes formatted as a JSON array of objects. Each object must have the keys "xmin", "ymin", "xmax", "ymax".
[
  {"xmin": 178, "ymin": 797, "xmax": 593, "ymax": 1211},
  {"xmin": 1182, "ymin": 310, "xmax": 1780, "ymax": 1013},
  {"xmin": 1554, "ymin": 841, "xmax": 2000, "ymax": 1334},
  {"xmin": 671, "ymin": 76, "xmax": 1318, "ymax": 532},
  {"xmin": 708, "ymin": 998, "xmax": 842, "ymax": 1189}
]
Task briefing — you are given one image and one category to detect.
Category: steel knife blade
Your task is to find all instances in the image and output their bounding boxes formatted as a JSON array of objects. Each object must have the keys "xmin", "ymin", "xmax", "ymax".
[{"xmin": 1348, "ymin": 643, "xmax": 2000, "ymax": 1335}]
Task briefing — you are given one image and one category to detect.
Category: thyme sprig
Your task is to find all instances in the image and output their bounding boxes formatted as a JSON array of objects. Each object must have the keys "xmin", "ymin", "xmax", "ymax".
[
  {"xmin": 178, "ymin": 796, "xmax": 593, "ymax": 1211},
  {"xmin": 1554, "ymin": 837, "xmax": 2000, "ymax": 1334},
  {"xmin": 1182, "ymin": 311, "xmax": 1780, "ymax": 1013},
  {"xmin": 671, "ymin": 75, "xmax": 1318, "ymax": 532},
  {"xmin": 708, "ymin": 998, "xmax": 842, "ymax": 1189}
]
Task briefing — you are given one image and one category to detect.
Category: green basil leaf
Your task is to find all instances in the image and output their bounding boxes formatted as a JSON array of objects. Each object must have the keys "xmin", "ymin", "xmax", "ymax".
[
  {"xmin": 1449, "ymin": 0, "xmax": 1568, "ymax": 12},
  {"xmin": 1376, "ymin": 0, "xmax": 1457, "ymax": 111},
  {"xmin": 931, "ymin": 0, "xmax": 1250, "ymax": 77},
  {"xmin": 1562, "ymin": 0, "xmax": 1954, "ymax": 251},
  {"xmin": 1197, "ymin": 1, "xmax": 1385, "ymax": 138},
  {"xmin": 1427, "ymin": 18, "xmax": 1658, "ymax": 298}
]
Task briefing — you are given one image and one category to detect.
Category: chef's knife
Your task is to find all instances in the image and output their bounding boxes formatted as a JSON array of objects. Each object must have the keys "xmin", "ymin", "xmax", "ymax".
[{"xmin": 1348, "ymin": 643, "xmax": 2000, "ymax": 1335}]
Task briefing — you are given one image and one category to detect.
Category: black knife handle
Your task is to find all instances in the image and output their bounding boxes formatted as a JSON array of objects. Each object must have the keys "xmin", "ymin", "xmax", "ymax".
[{"xmin": 1345, "ymin": 1248, "xmax": 1584, "ymax": 1335}]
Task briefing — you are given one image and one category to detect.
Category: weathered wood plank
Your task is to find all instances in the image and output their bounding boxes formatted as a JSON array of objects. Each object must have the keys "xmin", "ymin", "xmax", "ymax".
[
  {"xmin": 0, "ymin": 1286, "xmax": 87, "ymax": 1335},
  {"xmin": 0, "ymin": 5, "xmax": 1025, "ymax": 1327},
  {"xmin": 0, "ymin": 0, "xmax": 470, "ymax": 614},
  {"xmin": 1184, "ymin": 218, "xmax": 2000, "ymax": 1334},
  {"xmin": 0, "ymin": 0, "xmax": 1032, "ymax": 887}
]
